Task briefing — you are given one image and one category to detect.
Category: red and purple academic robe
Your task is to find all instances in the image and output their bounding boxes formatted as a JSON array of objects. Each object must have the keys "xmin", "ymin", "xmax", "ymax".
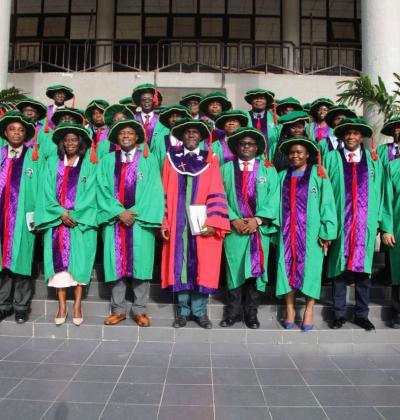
[{"xmin": 161, "ymin": 150, "xmax": 230, "ymax": 294}]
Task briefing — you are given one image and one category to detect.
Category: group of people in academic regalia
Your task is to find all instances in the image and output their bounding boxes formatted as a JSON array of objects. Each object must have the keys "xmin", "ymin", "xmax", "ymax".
[{"xmin": 1, "ymin": 81, "xmax": 400, "ymax": 333}]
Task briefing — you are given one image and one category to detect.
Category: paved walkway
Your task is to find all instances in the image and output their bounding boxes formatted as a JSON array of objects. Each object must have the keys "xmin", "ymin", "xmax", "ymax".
[{"xmin": 0, "ymin": 337, "xmax": 399, "ymax": 420}]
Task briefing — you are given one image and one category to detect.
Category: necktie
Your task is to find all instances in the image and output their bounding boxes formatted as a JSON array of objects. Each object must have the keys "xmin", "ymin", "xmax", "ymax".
[
  {"xmin": 347, "ymin": 151, "xmax": 357, "ymax": 270},
  {"xmin": 125, "ymin": 152, "xmax": 132, "ymax": 163},
  {"xmin": 95, "ymin": 126, "xmax": 103, "ymax": 145},
  {"xmin": 10, "ymin": 149, "xmax": 18, "ymax": 159},
  {"xmin": 144, "ymin": 115, "xmax": 150, "ymax": 143},
  {"xmin": 317, "ymin": 126, "xmax": 323, "ymax": 142},
  {"xmin": 348, "ymin": 152, "xmax": 356, "ymax": 163},
  {"xmin": 256, "ymin": 114, "xmax": 262, "ymax": 131},
  {"xmin": 242, "ymin": 161, "xmax": 249, "ymax": 203}
]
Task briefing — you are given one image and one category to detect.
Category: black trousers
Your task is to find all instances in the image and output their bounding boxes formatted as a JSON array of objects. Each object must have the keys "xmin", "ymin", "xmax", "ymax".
[
  {"xmin": 332, "ymin": 271, "xmax": 371, "ymax": 319},
  {"xmin": 392, "ymin": 286, "xmax": 400, "ymax": 317},
  {"xmin": 225, "ymin": 278, "xmax": 260, "ymax": 318},
  {"xmin": 0, "ymin": 269, "xmax": 32, "ymax": 312}
]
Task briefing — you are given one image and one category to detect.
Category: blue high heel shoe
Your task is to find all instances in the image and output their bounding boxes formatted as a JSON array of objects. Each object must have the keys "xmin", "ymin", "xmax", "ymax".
[
  {"xmin": 301, "ymin": 324, "xmax": 314, "ymax": 332},
  {"xmin": 281, "ymin": 321, "xmax": 295, "ymax": 330}
]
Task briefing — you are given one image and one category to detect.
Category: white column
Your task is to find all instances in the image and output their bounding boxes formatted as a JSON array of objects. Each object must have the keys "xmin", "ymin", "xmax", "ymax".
[
  {"xmin": 282, "ymin": 0, "xmax": 300, "ymax": 72},
  {"xmin": 95, "ymin": 0, "xmax": 115, "ymax": 72},
  {"xmin": 0, "ymin": 0, "xmax": 12, "ymax": 88},
  {"xmin": 362, "ymin": 0, "xmax": 400, "ymax": 142}
]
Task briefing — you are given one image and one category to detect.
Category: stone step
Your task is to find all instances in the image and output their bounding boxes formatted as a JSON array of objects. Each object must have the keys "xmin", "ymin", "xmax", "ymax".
[{"xmin": 0, "ymin": 313, "xmax": 398, "ymax": 344}]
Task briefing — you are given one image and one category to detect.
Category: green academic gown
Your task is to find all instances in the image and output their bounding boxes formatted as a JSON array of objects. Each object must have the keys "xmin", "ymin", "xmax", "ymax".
[
  {"xmin": 0, "ymin": 145, "xmax": 43, "ymax": 275},
  {"xmin": 222, "ymin": 160, "xmax": 279, "ymax": 292},
  {"xmin": 377, "ymin": 143, "xmax": 399, "ymax": 169},
  {"xmin": 381, "ymin": 159, "xmax": 400, "ymax": 284},
  {"xmin": 35, "ymin": 154, "xmax": 98, "ymax": 284},
  {"xmin": 97, "ymin": 151, "xmax": 164, "ymax": 282},
  {"xmin": 275, "ymin": 165, "xmax": 338, "ymax": 299},
  {"xmin": 324, "ymin": 149, "xmax": 383, "ymax": 278}
]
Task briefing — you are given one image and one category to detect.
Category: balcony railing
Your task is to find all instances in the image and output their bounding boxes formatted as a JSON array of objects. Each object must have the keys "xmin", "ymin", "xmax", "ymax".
[{"xmin": 9, "ymin": 39, "xmax": 361, "ymax": 76}]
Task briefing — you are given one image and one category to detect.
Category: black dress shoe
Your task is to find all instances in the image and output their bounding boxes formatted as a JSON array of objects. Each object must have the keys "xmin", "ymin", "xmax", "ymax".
[
  {"xmin": 192, "ymin": 315, "xmax": 212, "ymax": 329},
  {"xmin": 0, "ymin": 309, "xmax": 13, "ymax": 322},
  {"xmin": 330, "ymin": 317, "xmax": 346, "ymax": 329},
  {"xmin": 173, "ymin": 316, "xmax": 188, "ymax": 328},
  {"xmin": 354, "ymin": 317, "xmax": 375, "ymax": 331},
  {"xmin": 244, "ymin": 316, "xmax": 260, "ymax": 329},
  {"xmin": 391, "ymin": 315, "xmax": 400, "ymax": 329},
  {"xmin": 15, "ymin": 311, "xmax": 28, "ymax": 324},
  {"xmin": 220, "ymin": 314, "xmax": 241, "ymax": 327}
]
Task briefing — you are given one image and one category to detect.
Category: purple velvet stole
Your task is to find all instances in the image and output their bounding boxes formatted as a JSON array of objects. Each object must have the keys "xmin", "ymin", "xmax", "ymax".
[
  {"xmin": 135, "ymin": 113, "xmax": 158, "ymax": 147},
  {"xmin": 51, "ymin": 159, "xmax": 83, "ymax": 273},
  {"xmin": 0, "ymin": 146, "xmax": 28, "ymax": 268},
  {"xmin": 91, "ymin": 125, "xmax": 109, "ymax": 145},
  {"xmin": 326, "ymin": 137, "xmax": 335, "ymax": 151},
  {"xmin": 169, "ymin": 149, "xmax": 209, "ymax": 175},
  {"xmin": 314, "ymin": 123, "xmax": 330, "ymax": 141},
  {"xmin": 282, "ymin": 165, "xmax": 312, "ymax": 290},
  {"xmin": 250, "ymin": 111, "xmax": 268, "ymax": 138},
  {"xmin": 219, "ymin": 136, "xmax": 234, "ymax": 163},
  {"xmin": 386, "ymin": 143, "xmax": 400, "ymax": 161},
  {"xmin": 340, "ymin": 150, "xmax": 369, "ymax": 272},
  {"xmin": 47, "ymin": 105, "xmax": 56, "ymax": 130},
  {"xmin": 204, "ymin": 128, "xmax": 224, "ymax": 152},
  {"xmin": 113, "ymin": 150, "xmax": 140, "ymax": 279},
  {"xmin": 233, "ymin": 160, "xmax": 264, "ymax": 277}
]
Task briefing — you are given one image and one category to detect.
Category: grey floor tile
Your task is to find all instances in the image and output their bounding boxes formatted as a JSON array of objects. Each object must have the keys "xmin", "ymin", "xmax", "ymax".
[
  {"xmin": 162, "ymin": 384, "xmax": 213, "ymax": 406},
  {"xmin": 94, "ymin": 340, "xmax": 135, "ymax": 353},
  {"xmin": 213, "ymin": 368, "xmax": 258, "ymax": 385},
  {"xmin": 110, "ymin": 383, "xmax": 163, "ymax": 404},
  {"xmin": 330, "ymin": 355, "xmax": 378, "ymax": 370},
  {"xmin": 385, "ymin": 369, "xmax": 400, "ymax": 384},
  {"xmin": 0, "ymin": 361, "xmax": 39, "ymax": 378},
  {"xmin": 300, "ymin": 369, "xmax": 351, "ymax": 385},
  {"xmin": 0, "ymin": 399, "xmax": 50, "ymax": 420},
  {"xmin": 213, "ymin": 385, "xmax": 265, "ymax": 406},
  {"xmin": 247, "ymin": 343, "xmax": 288, "ymax": 356},
  {"xmin": 369, "ymin": 355, "xmax": 400, "ymax": 369},
  {"xmin": 57, "ymin": 339, "xmax": 100, "ymax": 353},
  {"xmin": 252, "ymin": 355, "xmax": 295, "ymax": 369},
  {"xmin": 7, "ymin": 378, "xmax": 68, "ymax": 401},
  {"xmin": 211, "ymin": 343, "xmax": 249, "ymax": 356},
  {"xmin": 343, "ymin": 369, "xmax": 397, "ymax": 385},
  {"xmin": 262, "ymin": 385, "xmax": 318, "ymax": 407},
  {"xmin": 257, "ymin": 369, "xmax": 305, "ymax": 386},
  {"xmin": 291, "ymin": 355, "xmax": 337, "ymax": 370},
  {"xmin": 128, "ymin": 353, "xmax": 170, "ymax": 367},
  {"xmin": 119, "ymin": 366, "xmax": 167, "ymax": 383},
  {"xmin": 42, "ymin": 402, "xmax": 105, "ymax": 420},
  {"xmin": 212, "ymin": 355, "xmax": 253, "ymax": 369},
  {"xmin": 357, "ymin": 385, "xmax": 400, "ymax": 406},
  {"xmin": 167, "ymin": 367, "xmax": 212, "ymax": 384},
  {"xmin": 173, "ymin": 342, "xmax": 210, "ymax": 354},
  {"xmin": 100, "ymin": 403, "xmax": 158, "ymax": 420},
  {"xmin": 376, "ymin": 407, "xmax": 400, "ymax": 420},
  {"xmin": 85, "ymin": 350, "xmax": 131, "ymax": 366},
  {"xmin": 18, "ymin": 338, "xmax": 65, "ymax": 352},
  {"xmin": 269, "ymin": 407, "xmax": 328, "ymax": 420},
  {"xmin": 0, "ymin": 337, "xmax": 30, "ymax": 358},
  {"xmin": 134, "ymin": 341, "xmax": 173, "ymax": 354},
  {"xmin": 158, "ymin": 405, "xmax": 213, "ymax": 420},
  {"xmin": 324, "ymin": 406, "xmax": 383, "ymax": 420},
  {"xmin": 57, "ymin": 381, "xmax": 115, "ymax": 403},
  {"xmin": 29, "ymin": 364, "xmax": 79, "ymax": 380},
  {"xmin": 45, "ymin": 350, "xmax": 92, "ymax": 365},
  {"xmin": 310, "ymin": 385, "xmax": 371, "ymax": 406},
  {"xmin": 5, "ymin": 348, "xmax": 52, "ymax": 363},
  {"xmin": 73, "ymin": 365, "xmax": 123, "ymax": 382},
  {"xmin": 170, "ymin": 354, "xmax": 211, "ymax": 368},
  {"xmin": 0, "ymin": 377, "xmax": 19, "ymax": 396},
  {"xmin": 215, "ymin": 406, "xmax": 269, "ymax": 420}
]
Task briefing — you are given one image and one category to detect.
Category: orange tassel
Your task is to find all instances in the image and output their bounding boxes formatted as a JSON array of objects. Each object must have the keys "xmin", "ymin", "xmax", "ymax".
[
  {"xmin": 273, "ymin": 98, "xmax": 278, "ymax": 124},
  {"xmin": 90, "ymin": 139, "xmax": 98, "ymax": 164},
  {"xmin": 32, "ymin": 130, "xmax": 39, "ymax": 161},
  {"xmin": 72, "ymin": 95, "xmax": 76, "ymax": 108},
  {"xmin": 143, "ymin": 142, "xmax": 149, "ymax": 158},
  {"xmin": 153, "ymin": 89, "xmax": 159, "ymax": 107},
  {"xmin": 83, "ymin": 117, "xmax": 87, "ymax": 126},
  {"xmin": 317, "ymin": 150, "xmax": 327, "ymax": 178},
  {"xmin": 371, "ymin": 133, "xmax": 378, "ymax": 161},
  {"xmin": 264, "ymin": 157, "xmax": 274, "ymax": 167},
  {"xmin": 44, "ymin": 112, "xmax": 49, "ymax": 133}
]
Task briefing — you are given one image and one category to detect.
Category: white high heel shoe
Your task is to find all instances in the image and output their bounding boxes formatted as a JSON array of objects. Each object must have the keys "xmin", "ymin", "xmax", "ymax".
[{"xmin": 54, "ymin": 310, "xmax": 68, "ymax": 326}]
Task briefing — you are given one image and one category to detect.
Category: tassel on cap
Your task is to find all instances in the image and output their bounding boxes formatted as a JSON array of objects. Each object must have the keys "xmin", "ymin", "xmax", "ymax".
[
  {"xmin": 317, "ymin": 149, "xmax": 327, "ymax": 178},
  {"xmin": 206, "ymin": 130, "xmax": 215, "ymax": 164},
  {"xmin": 32, "ymin": 130, "xmax": 39, "ymax": 161},
  {"xmin": 371, "ymin": 132, "xmax": 378, "ymax": 161},
  {"xmin": 273, "ymin": 98, "xmax": 278, "ymax": 124},
  {"xmin": 264, "ymin": 156, "xmax": 274, "ymax": 167},
  {"xmin": 83, "ymin": 117, "xmax": 87, "ymax": 126},
  {"xmin": 153, "ymin": 89, "xmax": 159, "ymax": 107}
]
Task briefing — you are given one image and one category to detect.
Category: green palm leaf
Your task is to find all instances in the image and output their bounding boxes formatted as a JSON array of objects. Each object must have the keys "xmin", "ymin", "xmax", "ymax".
[{"xmin": 0, "ymin": 87, "xmax": 27, "ymax": 111}]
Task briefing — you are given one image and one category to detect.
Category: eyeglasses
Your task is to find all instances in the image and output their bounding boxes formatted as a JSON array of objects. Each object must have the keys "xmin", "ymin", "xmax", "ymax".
[{"xmin": 238, "ymin": 142, "xmax": 257, "ymax": 147}]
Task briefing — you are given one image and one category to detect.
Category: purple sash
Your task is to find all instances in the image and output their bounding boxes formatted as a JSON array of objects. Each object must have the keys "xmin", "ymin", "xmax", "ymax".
[
  {"xmin": 282, "ymin": 165, "xmax": 312, "ymax": 290},
  {"xmin": 135, "ymin": 113, "xmax": 158, "ymax": 146},
  {"xmin": 169, "ymin": 149, "xmax": 209, "ymax": 176},
  {"xmin": 47, "ymin": 105, "xmax": 56, "ymax": 130},
  {"xmin": 91, "ymin": 125, "xmax": 109, "ymax": 145},
  {"xmin": 250, "ymin": 112, "xmax": 268, "ymax": 138},
  {"xmin": 219, "ymin": 137, "xmax": 234, "ymax": 163}
]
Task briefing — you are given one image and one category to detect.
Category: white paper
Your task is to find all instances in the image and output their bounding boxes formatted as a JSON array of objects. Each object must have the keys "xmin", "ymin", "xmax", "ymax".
[
  {"xmin": 186, "ymin": 205, "xmax": 207, "ymax": 236},
  {"xmin": 26, "ymin": 212, "xmax": 35, "ymax": 231}
]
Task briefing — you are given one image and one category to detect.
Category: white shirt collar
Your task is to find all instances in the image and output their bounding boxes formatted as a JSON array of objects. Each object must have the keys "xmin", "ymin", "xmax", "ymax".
[
  {"xmin": 7, "ymin": 144, "xmax": 24, "ymax": 158},
  {"xmin": 169, "ymin": 134, "xmax": 182, "ymax": 147},
  {"xmin": 343, "ymin": 146, "xmax": 361, "ymax": 162},
  {"xmin": 184, "ymin": 146, "xmax": 200, "ymax": 156},
  {"xmin": 392, "ymin": 143, "xmax": 400, "ymax": 155},
  {"xmin": 252, "ymin": 110, "xmax": 265, "ymax": 118},
  {"xmin": 329, "ymin": 134, "xmax": 339, "ymax": 150},
  {"xmin": 121, "ymin": 147, "xmax": 136, "ymax": 162},
  {"xmin": 141, "ymin": 111, "xmax": 154, "ymax": 121},
  {"xmin": 64, "ymin": 155, "xmax": 80, "ymax": 167},
  {"xmin": 238, "ymin": 158, "xmax": 255, "ymax": 171}
]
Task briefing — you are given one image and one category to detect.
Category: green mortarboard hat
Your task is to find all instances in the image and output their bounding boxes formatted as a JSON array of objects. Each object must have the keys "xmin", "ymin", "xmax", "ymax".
[
  {"xmin": 0, "ymin": 111, "xmax": 35, "ymax": 140},
  {"xmin": 108, "ymin": 119, "xmax": 145, "ymax": 145},
  {"xmin": 51, "ymin": 107, "xmax": 85, "ymax": 126},
  {"xmin": 46, "ymin": 84, "xmax": 74, "ymax": 101},
  {"xmin": 103, "ymin": 104, "xmax": 135, "ymax": 126},
  {"xmin": 381, "ymin": 116, "xmax": 400, "ymax": 137},
  {"xmin": 15, "ymin": 98, "xmax": 47, "ymax": 121},
  {"xmin": 52, "ymin": 122, "xmax": 91, "ymax": 147},
  {"xmin": 227, "ymin": 127, "xmax": 266, "ymax": 156},
  {"xmin": 84, "ymin": 99, "xmax": 110, "ymax": 123},
  {"xmin": 215, "ymin": 110, "xmax": 250, "ymax": 130},
  {"xmin": 310, "ymin": 98, "xmax": 334, "ymax": 114},
  {"xmin": 179, "ymin": 93, "xmax": 204, "ymax": 106},
  {"xmin": 325, "ymin": 105, "xmax": 357, "ymax": 128},
  {"xmin": 131, "ymin": 83, "xmax": 163, "ymax": 107},
  {"xmin": 158, "ymin": 104, "xmax": 191, "ymax": 128},
  {"xmin": 171, "ymin": 117, "xmax": 211, "ymax": 141},
  {"xmin": 199, "ymin": 92, "xmax": 232, "ymax": 115},
  {"xmin": 278, "ymin": 110, "xmax": 309, "ymax": 126},
  {"xmin": 278, "ymin": 135, "xmax": 319, "ymax": 156},
  {"xmin": 276, "ymin": 97, "xmax": 303, "ymax": 114},
  {"xmin": 334, "ymin": 117, "xmax": 373, "ymax": 139},
  {"xmin": 244, "ymin": 88, "xmax": 275, "ymax": 106}
]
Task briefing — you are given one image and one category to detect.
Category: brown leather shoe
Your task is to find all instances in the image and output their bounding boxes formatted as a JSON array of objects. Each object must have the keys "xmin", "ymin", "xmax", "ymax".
[
  {"xmin": 133, "ymin": 313, "xmax": 151, "ymax": 327},
  {"xmin": 104, "ymin": 313, "xmax": 126, "ymax": 325}
]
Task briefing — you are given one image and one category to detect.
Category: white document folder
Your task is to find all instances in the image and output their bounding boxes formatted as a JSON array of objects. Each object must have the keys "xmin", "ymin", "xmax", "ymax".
[{"xmin": 186, "ymin": 205, "xmax": 207, "ymax": 236}]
